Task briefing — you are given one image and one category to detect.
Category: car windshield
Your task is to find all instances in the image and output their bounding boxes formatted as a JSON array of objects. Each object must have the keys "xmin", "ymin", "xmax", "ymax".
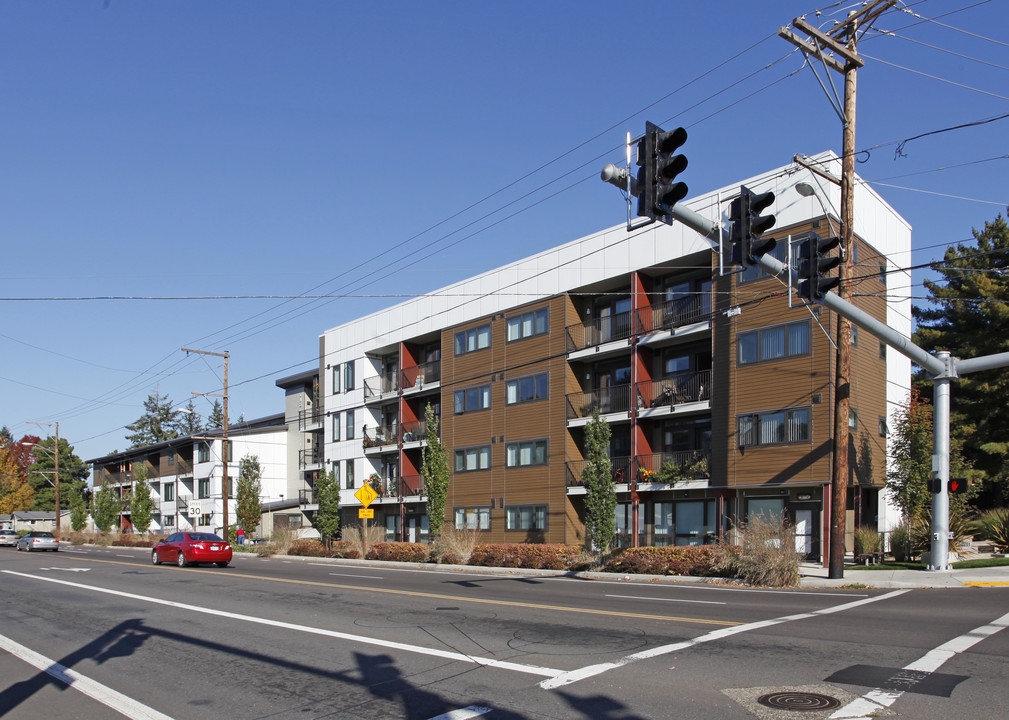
[
  {"xmin": 188, "ymin": 533, "xmax": 223, "ymax": 542},
  {"xmin": 31, "ymin": 532, "xmax": 55, "ymax": 539}
]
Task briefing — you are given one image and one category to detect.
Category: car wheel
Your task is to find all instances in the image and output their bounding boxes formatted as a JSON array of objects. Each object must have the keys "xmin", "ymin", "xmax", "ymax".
[
  {"xmin": 25, "ymin": 544, "xmax": 31, "ymax": 552},
  {"xmin": 216, "ymin": 561, "xmax": 229, "ymax": 568},
  {"xmin": 151, "ymin": 550, "xmax": 161, "ymax": 566},
  {"xmin": 177, "ymin": 552, "xmax": 188, "ymax": 568}
]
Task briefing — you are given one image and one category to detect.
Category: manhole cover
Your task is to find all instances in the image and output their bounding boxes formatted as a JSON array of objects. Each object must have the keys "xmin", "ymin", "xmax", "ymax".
[{"xmin": 757, "ymin": 692, "xmax": 842, "ymax": 711}]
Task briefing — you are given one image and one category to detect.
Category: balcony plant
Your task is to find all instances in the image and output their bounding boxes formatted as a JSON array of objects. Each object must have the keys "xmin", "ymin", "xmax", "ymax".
[{"xmin": 367, "ymin": 473, "xmax": 384, "ymax": 495}]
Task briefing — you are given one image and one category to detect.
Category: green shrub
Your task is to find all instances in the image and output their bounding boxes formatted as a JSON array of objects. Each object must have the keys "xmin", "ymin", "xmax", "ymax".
[
  {"xmin": 366, "ymin": 542, "xmax": 430, "ymax": 563},
  {"xmin": 602, "ymin": 545, "xmax": 733, "ymax": 577},
  {"xmin": 889, "ymin": 520, "xmax": 911, "ymax": 561},
  {"xmin": 974, "ymin": 508, "xmax": 1009, "ymax": 552}
]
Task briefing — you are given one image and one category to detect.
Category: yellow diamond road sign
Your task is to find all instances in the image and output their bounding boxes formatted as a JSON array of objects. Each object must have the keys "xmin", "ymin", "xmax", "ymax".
[{"xmin": 355, "ymin": 483, "xmax": 378, "ymax": 508}]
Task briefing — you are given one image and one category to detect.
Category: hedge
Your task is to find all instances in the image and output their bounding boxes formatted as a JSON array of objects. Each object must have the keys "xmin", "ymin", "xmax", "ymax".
[
  {"xmin": 366, "ymin": 542, "xmax": 430, "ymax": 563},
  {"xmin": 602, "ymin": 545, "xmax": 736, "ymax": 577},
  {"xmin": 468, "ymin": 544, "xmax": 591, "ymax": 570}
]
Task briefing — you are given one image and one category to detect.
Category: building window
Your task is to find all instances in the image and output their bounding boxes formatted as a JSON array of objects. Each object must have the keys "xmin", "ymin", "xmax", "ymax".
[
  {"xmin": 454, "ymin": 324, "xmax": 491, "ymax": 355},
  {"xmin": 344, "ymin": 361, "xmax": 355, "ymax": 391},
  {"xmin": 851, "ymin": 325, "xmax": 859, "ymax": 347},
  {"xmin": 223, "ymin": 441, "xmax": 232, "ymax": 463},
  {"xmin": 332, "ymin": 364, "xmax": 341, "ymax": 394},
  {"xmin": 198, "ymin": 443, "xmax": 210, "ymax": 463},
  {"xmin": 737, "ymin": 407, "xmax": 810, "ymax": 447},
  {"xmin": 879, "ymin": 263, "xmax": 887, "ymax": 287},
  {"xmin": 879, "ymin": 341, "xmax": 887, "ymax": 360},
  {"xmin": 346, "ymin": 409, "xmax": 355, "ymax": 440},
  {"xmin": 164, "ymin": 516, "xmax": 175, "ymax": 528},
  {"xmin": 738, "ymin": 321, "xmax": 809, "ymax": 365},
  {"xmin": 454, "ymin": 506, "xmax": 490, "ymax": 530},
  {"xmin": 163, "ymin": 483, "xmax": 175, "ymax": 502},
  {"xmin": 454, "ymin": 446, "xmax": 491, "ymax": 472},
  {"xmin": 454, "ymin": 385, "xmax": 491, "ymax": 414},
  {"xmin": 878, "ymin": 417, "xmax": 888, "ymax": 438},
  {"xmin": 332, "ymin": 412, "xmax": 341, "ymax": 442},
  {"xmin": 739, "ymin": 241, "xmax": 797, "ymax": 283},
  {"xmin": 198, "ymin": 511, "xmax": 213, "ymax": 528},
  {"xmin": 506, "ymin": 372, "xmax": 549, "ymax": 405},
  {"xmin": 505, "ymin": 439, "xmax": 548, "ymax": 467},
  {"xmin": 345, "ymin": 460, "xmax": 355, "ymax": 490},
  {"xmin": 849, "ymin": 408, "xmax": 859, "ymax": 429},
  {"xmin": 506, "ymin": 308, "xmax": 548, "ymax": 342},
  {"xmin": 506, "ymin": 505, "xmax": 547, "ymax": 531},
  {"xmin": 167, "ymin": 455, "xmax": 175, "ymax": 466},
  {"xmin": 198, "ymin": 478, "xmax": 210, "ymax": 499}
]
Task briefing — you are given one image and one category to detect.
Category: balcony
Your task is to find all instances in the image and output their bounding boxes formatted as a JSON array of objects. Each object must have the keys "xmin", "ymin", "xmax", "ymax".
[
  {"xmin": 566, "ymin": 309, "xmax": 635, "ymax": 353},
  {"xmin": 565, "ymin": 384, "xmax": 632, "ymax": 421},
  {"xmin": 298, "ymin": 446, "xmax": 323, "ymax": 469},
  {"xmin": 299, "ymin": 488, "xmax": 315, "ymax": 505},
  {"xmin": 401, "ymin": 359, "xmax": 441, "ymax": 393},
  {"xmin": 400, "ymin": 420, "xmax": 430, "ymax": 445},
  {"xmin": 635, "ymin": 451, "xmax": 711, "ymax": 483},
  {"xmin": 634, "ymin": 370, "xmax": 710, "ymax": 413},
  {"xmin": 298, "ymin": 406, "xmax": 324, "ymax": 431},
  {"xmin": 363, "ymin": 424, "xmax": 399, "ymax": 454},
  {"xmin": 364, "ymin": 370, "xmax": 399, "ymax": 403},
  {"xmin": 636, "ymin": 295, "xmax": 709, "ymax": 335},
  {"xmin": 565, "ymin": 456, "xmax": 632, "ymax": 487}
]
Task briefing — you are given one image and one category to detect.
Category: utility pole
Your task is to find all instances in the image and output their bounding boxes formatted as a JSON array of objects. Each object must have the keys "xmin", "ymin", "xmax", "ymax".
[
  {"xmin": 779, "ymin": 0, "xmax": 896, "ymax": 578},
  {"xmin": 182, "ymin": 348, "xmax": 230, "ymax": 537},
  {"xmin": 26, "ymin": 420, "xmax": 59, "ymax": 537}
]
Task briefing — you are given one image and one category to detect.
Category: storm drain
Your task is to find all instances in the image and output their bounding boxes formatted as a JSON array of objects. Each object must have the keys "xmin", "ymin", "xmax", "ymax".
[{"xmin": 757, "ymin": 692, "xmax": 842, "ymax": 712}]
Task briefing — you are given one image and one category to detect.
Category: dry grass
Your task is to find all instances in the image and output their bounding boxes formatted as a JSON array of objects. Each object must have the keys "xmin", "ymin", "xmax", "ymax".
[
  {"xmin": 343, "ymin": 523, "xmax": 386, "ymax": 558},
  {"xmin": 431, "ymin": 527, "xmax": 482, "ymax": 565},
  {"xmin": 717, "ymin": 513, "xmax": 802, "ymax": 587}
]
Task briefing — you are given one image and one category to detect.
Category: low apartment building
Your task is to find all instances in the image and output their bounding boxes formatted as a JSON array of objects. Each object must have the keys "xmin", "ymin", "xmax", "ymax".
[
  {"xmin": 312, "ymin": 152, "xmax": 910, "ymax": 561},
  {"xmin": 88, "ymin": 414, "xmax": 289, "ymax": 537}
]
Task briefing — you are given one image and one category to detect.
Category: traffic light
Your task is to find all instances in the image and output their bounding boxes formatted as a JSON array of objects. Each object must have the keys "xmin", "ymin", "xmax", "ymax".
[
  {"xmin": 728, "ymin": 185, "xmax": 776, "ymax": 265},
  {"xmin": 636, "ymin": 122, "xmax": 688, "ymax": 223},
  {"xmin": 797, "ymin": 232, "xmax": 841, "ymax": 301},
  {"xmin": 948, "ymin": 478, "xmax": 969, "ymax": 494}
]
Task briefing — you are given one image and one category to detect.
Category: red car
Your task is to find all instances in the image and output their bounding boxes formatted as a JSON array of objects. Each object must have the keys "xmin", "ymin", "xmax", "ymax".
[{"xmin": 152, "ymin": 532, "xmax": 232, "ymax": 568}]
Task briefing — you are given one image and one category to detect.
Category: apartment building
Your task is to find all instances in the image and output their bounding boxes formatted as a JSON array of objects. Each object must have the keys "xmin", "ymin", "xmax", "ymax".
[
  {"xmin": 89, "ymin": 414, "xmax": 289, "ymax": 537},
  {"xmin": 311, "ymin": 152, "xmax": 910, "ymax": 561}
]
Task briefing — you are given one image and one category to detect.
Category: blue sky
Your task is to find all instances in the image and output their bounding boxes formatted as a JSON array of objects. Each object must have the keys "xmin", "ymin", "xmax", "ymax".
[{"xmin": 2, "ymin": 0, "xmax": 1006, "ymax": 468}]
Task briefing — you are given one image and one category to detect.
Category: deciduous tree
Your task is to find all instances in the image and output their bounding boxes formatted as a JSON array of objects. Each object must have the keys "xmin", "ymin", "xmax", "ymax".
[
  {"xmin": 91, "ymin": 482, "xmax": 121, "ymax": 534},
  {"xmin": 130, "ymin": 465, "xmax": 154, "ymax": 534},
  {"xmin": 236, "ymin": 454, "xmax": 263, "ymax": 537},
  {"xmin": 582, "ymin": 408, "xmax": 616, "ymax": 553},
  {"xmin": 313, "ymin": 468, "xmax": 340, "ymax": 546},
  {"xmin": 421, "ymin": 403, "xmax": 450, "ymax": 537}
]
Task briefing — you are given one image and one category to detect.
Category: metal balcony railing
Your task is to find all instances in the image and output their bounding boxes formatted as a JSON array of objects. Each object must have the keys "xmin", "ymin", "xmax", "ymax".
[
  {"xmin": 565, "ymin": 309, "xmax": 635, "ymax": 352},
  {"xmin": 363, "ymin": 424, "xmax": 399, "ymax": 451},
  {"xmin": 636, "ymin": 294, "xmax": 709, "ymax": 334},
  {"xmin": 364, "ymin": 370, "xmax": 399, "ymax": 401},
  {"xmin": 298, "ymin": 406, "xmax": 324, "ymax": 430},
  {"xmin": 565, "ymin": 383, "xmax": 632, "ymax": 420},
  {"xmin": 298, "ymin": 446, "xmax": 323, "ymax": 469},
  {"xmin": 634, "ymin": 450, "xmax": 711, "ymax": 482},
  {"xmin": 565, "ymin": 456, "xmax": 632, "ymax": 487},
  {"xmin": 634, "ymin": 370, "xmax": 711, "ymax": 410},
  {"xmin": 401, "ymin": 359, "xmax": 441, "ymax": 391}
]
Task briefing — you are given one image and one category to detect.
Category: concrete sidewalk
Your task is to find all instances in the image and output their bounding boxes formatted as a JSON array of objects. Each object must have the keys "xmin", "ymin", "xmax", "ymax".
[{"xmin": 798, "ymin": 560, "xmax": 1009, "ymax": 589}]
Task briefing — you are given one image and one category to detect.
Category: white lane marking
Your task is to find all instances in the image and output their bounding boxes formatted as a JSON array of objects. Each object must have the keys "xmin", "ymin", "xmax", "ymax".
[
  {"xmin": 116, "ymin": 555, "xmax": 134, "ymax": 558},
  {"xmin": 40, "ymin": 568, "xmax": 91, "ymax": 572},
  {"xmin": 606, "ymin": 594, "xmax": 725, "ymax": 606},
  {"xmin": 426, "ymin": 705, "xmax": 493, "ymax": 720},
  {"xmin": 541, "ymin": 590, "xmax": 911, "ymax": 689},
  {"xmin": 829, "ymin": 609, "xmax": 1009, "ymax": 719},
  {"xmin": 2, "ymin": 570, "xmax": 562, "ymax": 680},
  {"xmin": 329, "ymin": 572, "xmax": 384, "ymax": 580},
  {"xmin": 0, "ymin": 632, "xmax": 172, "ymax": 720}
]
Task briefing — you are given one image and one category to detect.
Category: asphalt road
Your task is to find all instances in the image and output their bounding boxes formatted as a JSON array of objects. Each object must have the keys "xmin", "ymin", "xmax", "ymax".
[{"xmin": 2, "ymin": 545, "xmax": 1007, "ymax": 720}]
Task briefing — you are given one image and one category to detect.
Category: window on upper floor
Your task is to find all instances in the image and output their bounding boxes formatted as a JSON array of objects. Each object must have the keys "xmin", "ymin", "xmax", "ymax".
[
  {"xmin": 738, "ymin": 321, "xmax": 810, "ymax": 365},
  {"xmin": 737, "ymin": 407, "xmax": 810, "ymax": 447},
  {"xmin": 198, "ymin": 443, "xmax": 210, "ymax": 463},
  {"xmin": 454, "ymin": 324, "xmax": 491, "ymax": 355},
  {"xmin": 454, "ymin": 385, "xmax": 491, "ymax": 414},
  {"xmin": 344, "ymin": 361, "xmax": 355, "ymax": 391},
  {"xmin": 505, "ymin": 372, "xmax": 549, "ymax": 405},
  {"xmin": 346, "ymin": 409, "xmax": 355, "ymax": 440},
  {"xmin": 332, "ymin": 412, "xmax": 341, "ymax": 442},
  {"xmin": 454, "ymin": 446, "xmax": 491, "ymax": 473},
  {"xmin": 454, "ymin": 506, "xmax": 490, "ymax": 530},
  {"xmin": 505, "ymin": 439, "xmax": 548, "ymax": 467},
  {"xmin": 506, "ymin": 308, "xmax": 548, "ymax": 342},
  {"xmin": 332, "ymin": 364, "xmax": 341, "ymax": 394},
  {"xmin": 163, "ymin": 482, "xmax": 175, "ymax": 501}
]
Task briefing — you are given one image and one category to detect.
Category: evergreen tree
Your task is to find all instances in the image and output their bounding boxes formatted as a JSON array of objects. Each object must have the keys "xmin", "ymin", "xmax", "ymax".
[
  {"xmin": 178, "ymin": 399, "xmax": 204, "ymax": 436},
  {"xmin": 91, "ymin": 482, "xmax": 121, "ymax": 533},
  {"xmin": 236, "ymin": 454, "xmax": 263, "ymax": 537},
  {"xmin": 421, "ymin": 403, "xmax": 450, "ymax": 537},
  {"xmin": 125, "ymin": 392, "xmax": 182, "ymax": 448},
  {"xmin": 913, "ymin": 209, "xmax": 1009, "ymax": 506},
  {"xmin": 206, "ymin": 399, "xmax": 224, "ymax": 430},
  {"xmin": 130, "ymin": 465, "xmax": 154, "ymax": 534},
  {"xmin": 581, "ymin": 408, "xmax": 616, "ymax": 553},
  {"xmin": 70, "ymin": 490, "xmax": 88, "ymax": 532},
  {"xmin": 28, "ymin": 436, "xmax": 89, "ymax": 512},
  {"xmin": 313, "ymin": 468, "xmax": 341, "ymax": 546}
]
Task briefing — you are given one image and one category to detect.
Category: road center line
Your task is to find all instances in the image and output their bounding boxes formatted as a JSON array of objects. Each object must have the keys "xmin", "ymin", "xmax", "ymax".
[
  {"xmin": 540, "ymin": 589, "xmax": 911, "ymax": 689},
  {"xmin": 0, "ymin": 632, "xmax": 172, "ymax": 720},
  {"xmin": 2, "ymin": 570, "xmax": 562, "ymax": 679},
  {"xmin": 606, "ymin": 594, "xmax": 726, "ymax": 605}
]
